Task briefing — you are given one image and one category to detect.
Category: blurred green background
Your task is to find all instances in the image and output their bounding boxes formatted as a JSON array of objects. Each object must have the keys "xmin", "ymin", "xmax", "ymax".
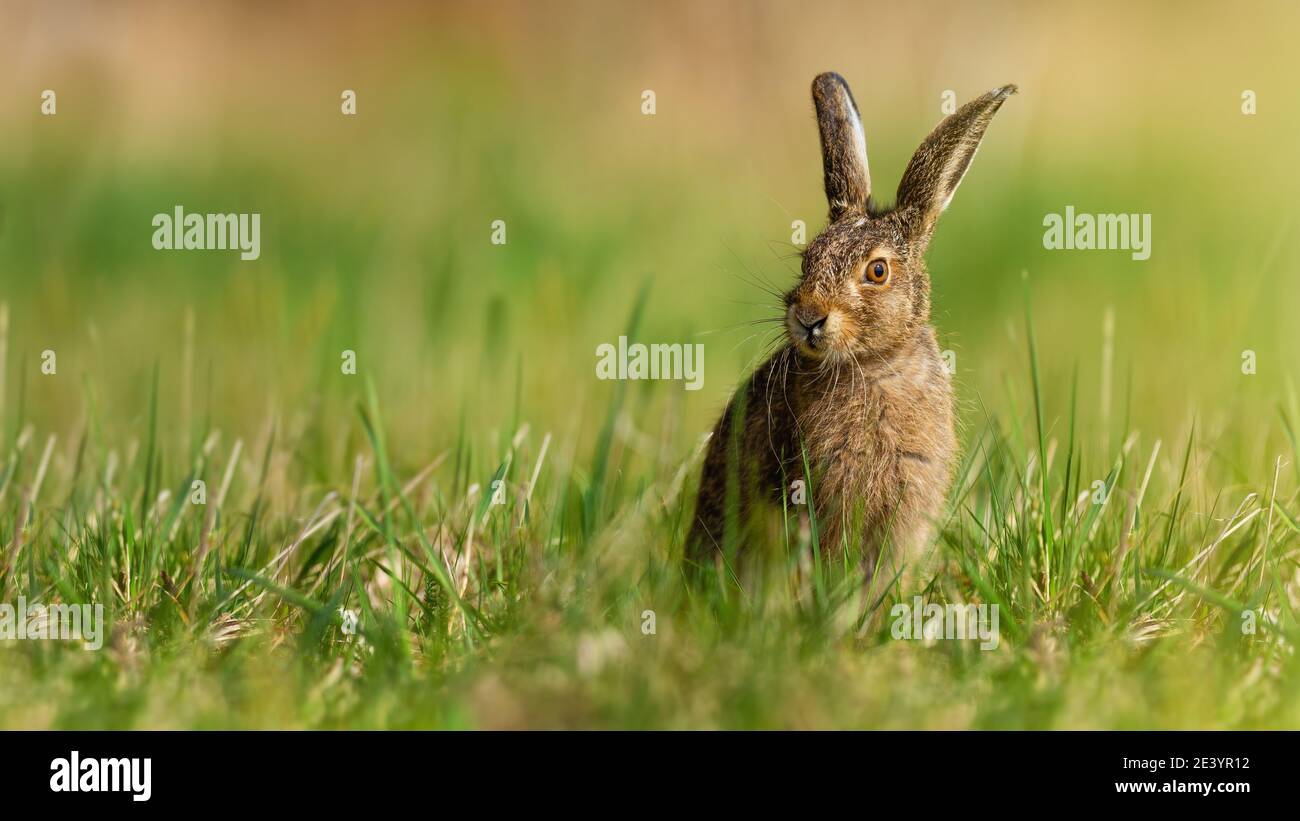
[{"xmin": 2, "ymin": 0, "xmax": 1296, "ymax": 465}]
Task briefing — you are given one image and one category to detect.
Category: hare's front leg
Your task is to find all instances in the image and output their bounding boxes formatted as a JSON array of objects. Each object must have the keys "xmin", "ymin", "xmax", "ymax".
[
  {"xmin": 871, "ymin": 514, "xmax": 940, "ymax": 596},
  {"xmin": 870, "ymin": 456, "xmax": 952, "ymax": 594},
  {"xmin": 809, "ymin": 459, "xmax": 946, "ymax": 593}
]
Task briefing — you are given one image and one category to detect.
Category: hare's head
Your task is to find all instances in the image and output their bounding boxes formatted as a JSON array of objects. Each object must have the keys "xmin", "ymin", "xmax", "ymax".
[{"xmin": 786, "ymin": 73, "xmax": 1015, "ymax": 362}]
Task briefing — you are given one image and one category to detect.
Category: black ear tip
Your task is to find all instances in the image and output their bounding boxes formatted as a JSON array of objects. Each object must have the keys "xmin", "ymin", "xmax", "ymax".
[{"xmin": 812, "ymin": 72, "xmax": 850, "ymax": 97}]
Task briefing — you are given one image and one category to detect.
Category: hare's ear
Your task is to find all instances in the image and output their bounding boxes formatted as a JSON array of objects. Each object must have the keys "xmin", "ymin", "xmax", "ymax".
[
  {"xmin": 896, "ymin": 84, "xmax": 1016, "ymax": 245},
  {"xmin": 812, "ymin": 72, "xmax": 871, "ymax": 221}
]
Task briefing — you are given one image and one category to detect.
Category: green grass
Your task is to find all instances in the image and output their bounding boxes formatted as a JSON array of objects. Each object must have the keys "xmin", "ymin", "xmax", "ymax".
[{"xmin": 1, "ymin": 289, "xmax": 1298, "ymax": 729}]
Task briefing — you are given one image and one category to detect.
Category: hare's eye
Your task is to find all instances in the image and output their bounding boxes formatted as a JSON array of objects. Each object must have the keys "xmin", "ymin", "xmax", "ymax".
[{"xmin": 863, "ymin": 258, "xmax": 889, "ymax": 285}]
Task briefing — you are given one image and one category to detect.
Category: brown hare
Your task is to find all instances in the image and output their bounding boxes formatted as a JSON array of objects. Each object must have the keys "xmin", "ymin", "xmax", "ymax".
[{"xmin": 688, "ymin": 72, "xmax": 1016, "ymax": 590}]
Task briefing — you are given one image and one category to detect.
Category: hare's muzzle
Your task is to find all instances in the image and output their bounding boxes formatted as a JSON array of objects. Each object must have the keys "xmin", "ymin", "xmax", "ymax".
[{"xmin": 789, "ymin": 304, "xmax": 829, "ymax": 350}]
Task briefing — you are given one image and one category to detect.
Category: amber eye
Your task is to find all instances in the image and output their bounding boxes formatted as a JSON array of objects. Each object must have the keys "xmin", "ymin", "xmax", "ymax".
[{"xmin": 863, "ymin": 258, "xmax": 890, "ymax": 284}]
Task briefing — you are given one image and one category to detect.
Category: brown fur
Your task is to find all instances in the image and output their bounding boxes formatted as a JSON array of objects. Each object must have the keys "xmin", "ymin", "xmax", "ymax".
[{"xmin": 688, "ymin": 73, "xmax": 1016, "ymax": 589}]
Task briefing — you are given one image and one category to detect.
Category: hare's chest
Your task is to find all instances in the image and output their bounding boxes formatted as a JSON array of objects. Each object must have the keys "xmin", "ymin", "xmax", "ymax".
[{"xmin": 799, "ymin": 371, "xmax": 952, "ymax": 484}]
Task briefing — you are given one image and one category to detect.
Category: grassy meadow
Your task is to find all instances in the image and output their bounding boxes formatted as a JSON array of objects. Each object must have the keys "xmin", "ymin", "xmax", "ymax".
[{"xmin": 2, "ymin": 1, "xmax": 1300, "ymax": 728}]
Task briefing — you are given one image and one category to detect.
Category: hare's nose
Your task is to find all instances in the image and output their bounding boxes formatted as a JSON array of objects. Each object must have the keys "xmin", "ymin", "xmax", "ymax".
[{"xmin": 796, "ymin": 310, "xmax": 828, "ymax": 340}]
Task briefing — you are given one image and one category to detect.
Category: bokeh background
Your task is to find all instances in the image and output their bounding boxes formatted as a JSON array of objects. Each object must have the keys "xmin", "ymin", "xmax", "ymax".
[{"xmin": 2, "ymin": 0, "xmax": 1296, "ymax": 468}]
